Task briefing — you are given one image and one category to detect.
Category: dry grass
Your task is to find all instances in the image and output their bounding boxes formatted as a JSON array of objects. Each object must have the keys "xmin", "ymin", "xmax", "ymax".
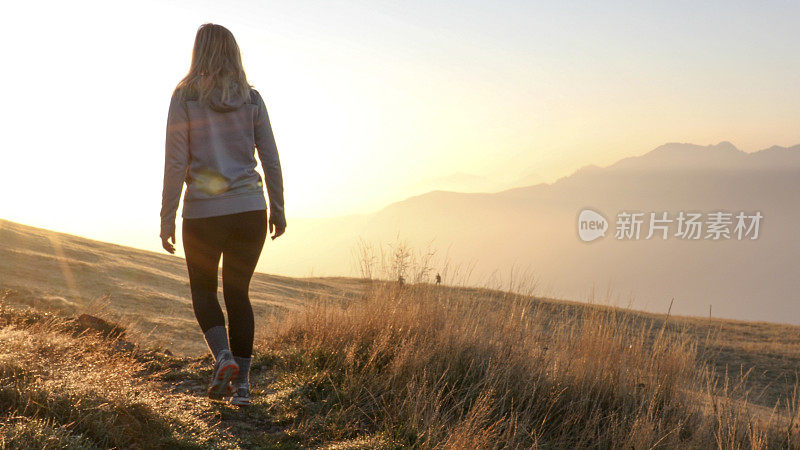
[
  {"xmin": 3, "ymin": 223, "xmax": 800, "ymax": 448},
  {"xmin": 256, "ymin": 282, "xmax": 800, "ymax": 448},
  {"xmin": 2, "ymin": 283, "xmax": 800, "ymax": 449},
  {"xmin": 5, "ymin": 282, "xmax": 798, "ymax": 448},
  {"xmin": 0, "ymin": 298, "xmax": 252, "ymax": 449}
]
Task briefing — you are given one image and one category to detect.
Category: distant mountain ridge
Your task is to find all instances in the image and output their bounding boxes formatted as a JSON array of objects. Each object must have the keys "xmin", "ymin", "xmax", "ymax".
[
  {"xmin": 392, "ymin": 142, "xmax": 800, "ymax": 206},
  {"xmin": 262, "ymin": 142, "xmax": 800, "ymax": 324},
  {"xmin": 606, "ymin": 141, "xmax": 800, "ymax": 172}
]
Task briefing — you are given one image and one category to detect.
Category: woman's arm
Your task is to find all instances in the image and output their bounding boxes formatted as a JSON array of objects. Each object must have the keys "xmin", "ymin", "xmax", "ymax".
[
  {"xmin": 160, "ymin": 91, "xmax": 190, "ymax": 252},
  {"xmin": 253, "ymin": 90, "xmax": 286, "ymax": 239}
]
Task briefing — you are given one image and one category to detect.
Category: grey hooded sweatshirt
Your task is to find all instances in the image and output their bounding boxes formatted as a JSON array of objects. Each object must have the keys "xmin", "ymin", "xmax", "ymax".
[{"xmin": 160, "ymin": 87, "xmax": 285, "ymax": 240}]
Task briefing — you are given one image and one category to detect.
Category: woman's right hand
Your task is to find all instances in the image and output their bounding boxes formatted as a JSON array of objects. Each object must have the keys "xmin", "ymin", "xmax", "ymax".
[{"xmin": 269, "ymin": 222, "xmax": 285, "ymax": 240}]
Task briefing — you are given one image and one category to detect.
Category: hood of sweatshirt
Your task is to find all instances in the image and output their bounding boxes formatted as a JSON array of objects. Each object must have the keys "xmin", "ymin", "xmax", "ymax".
[{"xmin": 208, "ymin": 84, "xmax": 248, "ymax": 112}]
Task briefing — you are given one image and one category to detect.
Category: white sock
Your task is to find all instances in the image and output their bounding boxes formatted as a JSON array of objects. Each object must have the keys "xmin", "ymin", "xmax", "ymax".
[{"xmin": 203, "ymin": 326, "xmax": 229, "ymax": 361}]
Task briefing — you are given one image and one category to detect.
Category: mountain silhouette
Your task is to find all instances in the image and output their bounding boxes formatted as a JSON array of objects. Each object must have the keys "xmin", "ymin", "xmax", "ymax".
[{"xmin": 263, "ymin": 142, "xmax": 800, "ymax": 324}]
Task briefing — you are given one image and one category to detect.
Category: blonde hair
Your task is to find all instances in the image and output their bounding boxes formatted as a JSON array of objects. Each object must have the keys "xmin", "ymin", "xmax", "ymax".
[{"xmin": 176, "ymin": 23, "xmax": 251, "ymax": 105}]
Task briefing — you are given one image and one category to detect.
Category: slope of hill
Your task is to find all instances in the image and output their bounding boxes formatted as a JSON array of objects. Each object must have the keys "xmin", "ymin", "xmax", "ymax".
[
  {"xmin": 2, "ymin": 221, "xmax": 800, "ymax": 446},
  {"xmin": 0, "ymin": 219, "xmax": 366, "ymax": 355},
  {"xmin": 259, "ymin": 142, "xmax": 800, "ymax": 324},
  {"xmin": 1, "ymin": 220, "xmax": 799, "ymax": 408},
  {"xmin": 1, "ymin": 267, "xmax": 799, "ymax": 447}
]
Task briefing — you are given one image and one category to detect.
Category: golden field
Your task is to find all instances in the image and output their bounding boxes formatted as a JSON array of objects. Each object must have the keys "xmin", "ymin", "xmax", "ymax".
[{"xmin": 1, "ymin": 219, "xmax": 799, "ymax": 448}]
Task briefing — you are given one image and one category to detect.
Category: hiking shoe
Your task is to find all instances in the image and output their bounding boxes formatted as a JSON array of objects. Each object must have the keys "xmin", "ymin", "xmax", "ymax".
[
  {"xmin": 230, "ymin": 387, "xmax": 252, "ymax": 406},
  {"xmin": 208, "ymin": 350, "xmax": 239, "ymax": 400}
]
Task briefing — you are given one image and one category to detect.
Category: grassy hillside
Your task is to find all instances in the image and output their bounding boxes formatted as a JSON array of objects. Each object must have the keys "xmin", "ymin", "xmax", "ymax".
[
  {"xmin": 1, "ymin": 285, "xmax": 799, "ymax": 448},
  {"xmin": 0, "ymin": 219, "xmax": 365, "ymax": 355},
  {"xmin": 0, "ymin": 299, "xmax": 294, "ymax": 448},
  {"xmin": 1, "ymin": 219, "xmax": 800, "ymax": 447}
]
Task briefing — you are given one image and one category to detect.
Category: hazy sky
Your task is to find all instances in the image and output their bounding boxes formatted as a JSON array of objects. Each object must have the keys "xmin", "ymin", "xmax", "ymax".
[{"xmin": 2, "ymin": 0, "xmax": 799, "ymax": 247}]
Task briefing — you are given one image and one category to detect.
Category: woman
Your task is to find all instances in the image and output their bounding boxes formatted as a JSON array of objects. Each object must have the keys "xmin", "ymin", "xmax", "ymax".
[{"xmin": 159, "ymin": 23, "xmax": 285, "ymax": 407}]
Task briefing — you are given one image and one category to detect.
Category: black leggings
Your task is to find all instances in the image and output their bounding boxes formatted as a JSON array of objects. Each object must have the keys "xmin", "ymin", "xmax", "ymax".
[{"xmin": 182, "ymin": 209, "xmax": 267, "ymax": 358}]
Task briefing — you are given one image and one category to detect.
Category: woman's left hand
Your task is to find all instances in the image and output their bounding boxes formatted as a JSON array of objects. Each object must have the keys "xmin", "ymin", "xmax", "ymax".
[{"xmin": 162, "ymin": 233, "xmax": 176, "ymax": 254}]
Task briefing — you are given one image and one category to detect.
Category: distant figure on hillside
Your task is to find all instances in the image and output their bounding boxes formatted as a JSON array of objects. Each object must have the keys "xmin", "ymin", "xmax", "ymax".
[
  {"xmin": 159, "ymin": 23, "xmax": 285, "ymax": 407},
  {"xmin": 398, "ymin": 275, "xmax": 405, "ymax": 286},
  {"xmin": 435, "ymin": 273, "xmax": 441, "ymax": 285}
]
